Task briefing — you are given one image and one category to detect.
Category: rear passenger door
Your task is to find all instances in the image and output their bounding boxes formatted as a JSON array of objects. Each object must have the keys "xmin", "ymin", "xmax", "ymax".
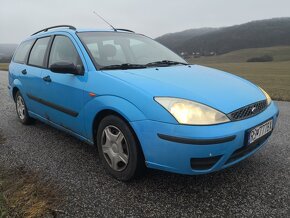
[
  {"xmin": 40, "ymin": 34, "xmax": 86, "ymax": 136},
  {"xmin": 19, "ymin": 36, "xmax": 51, "ymax": 117}
]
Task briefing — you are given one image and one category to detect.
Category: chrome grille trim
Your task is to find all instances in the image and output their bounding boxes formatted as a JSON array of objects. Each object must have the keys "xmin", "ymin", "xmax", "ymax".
[{"xmin": 228, "ymin": 100, "xmax": 268, "ymax": 121}]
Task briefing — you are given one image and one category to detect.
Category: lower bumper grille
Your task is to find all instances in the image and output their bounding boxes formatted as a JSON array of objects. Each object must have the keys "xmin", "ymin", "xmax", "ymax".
[
  {"xmin": 190, "ymin": 155, "xmax": 222, "ymax": 170},
  {"xmin": 225, "ymin": 132, "xmax": 272, "ymax": 165}
]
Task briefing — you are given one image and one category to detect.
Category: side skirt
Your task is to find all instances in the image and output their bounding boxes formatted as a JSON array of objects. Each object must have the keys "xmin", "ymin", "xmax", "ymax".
[{"xmin": 28, "ymin": 111, "xmax": 94, "ymax": 145}]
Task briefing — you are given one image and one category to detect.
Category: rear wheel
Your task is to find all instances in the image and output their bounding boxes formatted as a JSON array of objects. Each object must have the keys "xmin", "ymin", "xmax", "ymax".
[
  {"xmin": 96, "ymin": 115, "xmax": 146, "ymax": 181},
  {"xmin": 15, "ymin": 91, "xmax": 34, "ymax": 125}
]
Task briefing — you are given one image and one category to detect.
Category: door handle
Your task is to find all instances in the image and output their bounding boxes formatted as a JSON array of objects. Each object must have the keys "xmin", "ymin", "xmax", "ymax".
[
  {"xmin": 43, "ymin": 75, "xmax": 52, "ymax": 82},
  {"xmin": 21, "ymin": 69, "xmax": 27, "ymax": 75}
]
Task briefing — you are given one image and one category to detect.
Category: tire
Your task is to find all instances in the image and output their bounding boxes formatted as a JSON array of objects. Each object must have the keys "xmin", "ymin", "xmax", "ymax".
[
  {"xmin": 15, "ymin": 91, "xmax": 34, "ymax": 125},
  {"xmin": 96, "ymin": 115, "xmax": 146, "ymax": 181}
]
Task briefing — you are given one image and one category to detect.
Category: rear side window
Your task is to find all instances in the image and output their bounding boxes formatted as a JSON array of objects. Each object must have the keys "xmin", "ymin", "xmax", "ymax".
[
  {"xmin": 13, "ymin": 40, "xmax": 34, "ymax": 64},
  {"xmin": 28, "ymin": 37, "xmax": 50, "ymax": 67},
  {"xmin": 48, "ymin": 35, "xmax": 83, "ymax": 68}
]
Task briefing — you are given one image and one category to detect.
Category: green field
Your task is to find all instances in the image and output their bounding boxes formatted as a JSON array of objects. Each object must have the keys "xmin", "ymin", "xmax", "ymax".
[
  {"xmin": 0, "ymin": 63, "xmax": 8, "ymax": 71},
  {"xmin": 188, "ymin": 46, "xmax": 290, "ymax": 64},
  {"xmin": 188, "ymin": 46, "xmax": 290, "ymax": 101}
]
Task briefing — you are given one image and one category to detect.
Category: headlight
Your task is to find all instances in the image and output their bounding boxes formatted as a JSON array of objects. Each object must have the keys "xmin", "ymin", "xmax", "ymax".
[
  {"xmin": 259, "ymin": 87, "xmax": 272, "ymax": 105},
  {"xmin": 154, "ymin": 97, "xmax": 230, "ymax": 125}
]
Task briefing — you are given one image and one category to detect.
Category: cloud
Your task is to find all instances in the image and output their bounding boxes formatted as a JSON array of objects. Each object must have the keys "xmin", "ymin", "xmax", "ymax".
[{"xmin": 0, "ymin": 0, "xmax": 289, "ymax": 43}]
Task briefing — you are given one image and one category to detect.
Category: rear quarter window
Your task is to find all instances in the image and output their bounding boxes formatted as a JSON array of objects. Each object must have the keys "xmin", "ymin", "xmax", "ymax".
[{"xmin": 13, "ymin": 40, "xmax": 34, "ymax": 64}]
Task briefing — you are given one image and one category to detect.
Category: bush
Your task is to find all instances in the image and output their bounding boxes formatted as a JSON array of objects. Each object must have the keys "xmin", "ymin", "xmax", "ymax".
[{"xmin": 247, "ymin": 55, "xmax": 273, "ymax": 62}]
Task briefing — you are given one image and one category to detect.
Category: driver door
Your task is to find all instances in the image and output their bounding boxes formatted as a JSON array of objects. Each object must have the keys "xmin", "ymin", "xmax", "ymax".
[{"xmin": 40, "ymin": 34, "xmax": 86, "ymax": 136}]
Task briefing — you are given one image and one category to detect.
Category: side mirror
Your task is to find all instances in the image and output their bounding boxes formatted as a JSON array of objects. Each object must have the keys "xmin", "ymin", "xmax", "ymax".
[{"xmin": 49, "ymin": 62, "xmax": 84, "ymax": 75}]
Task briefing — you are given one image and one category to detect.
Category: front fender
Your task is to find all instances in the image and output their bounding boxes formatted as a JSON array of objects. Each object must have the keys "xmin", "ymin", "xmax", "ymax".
[{"xmin": 84, "ymin": 95, "xmax": 147, "ymax": 141}]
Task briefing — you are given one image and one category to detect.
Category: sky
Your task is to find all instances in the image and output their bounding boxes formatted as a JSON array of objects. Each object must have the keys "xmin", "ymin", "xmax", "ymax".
[{"xmin": 0, "ymin": 0, "xmax": 290, "ymax": 44}]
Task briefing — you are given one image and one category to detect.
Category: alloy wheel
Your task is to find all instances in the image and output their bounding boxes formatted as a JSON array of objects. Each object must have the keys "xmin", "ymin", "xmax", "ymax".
[{"xmin": 16, "ymin": 95, "xmax": 26, "ymax": 120}]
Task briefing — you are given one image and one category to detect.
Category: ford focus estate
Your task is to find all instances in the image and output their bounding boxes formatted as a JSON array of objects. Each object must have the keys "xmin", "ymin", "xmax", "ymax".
[{"xmin": 8, "ymin": 25, "xmax": 279, "ymax": 181}]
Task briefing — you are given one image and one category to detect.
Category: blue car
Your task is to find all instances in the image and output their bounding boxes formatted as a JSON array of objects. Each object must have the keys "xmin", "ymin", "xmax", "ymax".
[{"xmin": 8, "ymin": 25, "xmax": 279, "ymax": 181}]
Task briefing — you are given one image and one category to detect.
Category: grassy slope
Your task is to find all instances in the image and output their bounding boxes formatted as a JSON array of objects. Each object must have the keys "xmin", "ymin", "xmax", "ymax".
[
  {"xmin": 0, "ymin": 63, "xmax": 8, "ymax": 71},
  {"xmin": 1, "ymin": 129, "xmax": 60, "ymax": 217},
  {"xmin": 0, "ymin": 167, "xmax": 60, "ymax": 217},
  {"xmin": 188, "ymin": 46, "xmax": 290, "ymax": 64},
  {"xmin": 188, "ymin": 46, "xmax": 290, "ymax": 101}
]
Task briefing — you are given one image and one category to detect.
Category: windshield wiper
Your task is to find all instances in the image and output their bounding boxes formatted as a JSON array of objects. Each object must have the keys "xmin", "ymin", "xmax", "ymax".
[
  {"xmin": 100, "ymin": 63, "xmax": 147, "ymax": 70},
  {"xmin": 146, "ymin": 60, "xmax": 188, "ymax": 67}
]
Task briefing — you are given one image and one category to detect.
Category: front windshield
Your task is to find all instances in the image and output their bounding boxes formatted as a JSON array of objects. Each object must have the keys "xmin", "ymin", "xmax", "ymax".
[{"xmin": 77, "ymin": 32, "xmax": 187, "ymax": 69}]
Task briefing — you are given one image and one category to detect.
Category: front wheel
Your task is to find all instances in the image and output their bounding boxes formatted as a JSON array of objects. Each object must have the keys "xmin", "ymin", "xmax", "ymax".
[
  {"xmin": 96, "ymin": 115, "xmax": 146, "ymax": 181},
  {"xmin": 15, "ymin": 91, "xmax": 34, "ymax": 125}
]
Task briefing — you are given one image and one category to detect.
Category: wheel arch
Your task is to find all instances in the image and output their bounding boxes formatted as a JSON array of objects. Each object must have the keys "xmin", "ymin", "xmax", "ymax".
[
  {"xmin": 92, "ymin": 109, "xmax": 146, "ymax": 161},
  {"xmin": 11, "ymin": 78, "xmax": 24, "ymax": 102},
  {"xmin": 12, "ymin": 87, "xmax": 20, "ymax": 101}
]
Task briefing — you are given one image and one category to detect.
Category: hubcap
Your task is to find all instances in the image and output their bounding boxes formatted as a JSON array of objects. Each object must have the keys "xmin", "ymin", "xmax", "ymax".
[
  {"xmin": 16, "ymin": 95, "xmax": 26, "ymax": 120},
  {"xmin": 101, "ymin": 125, "xmax": 129, "ymax": 171}
]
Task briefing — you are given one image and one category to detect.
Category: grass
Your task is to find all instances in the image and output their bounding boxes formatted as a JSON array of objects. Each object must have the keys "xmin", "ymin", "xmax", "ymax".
[
  {"xmin": 0, "ymin": 131, "xmax": 62, "ymax": 217},
  {"xmin": 188, "ymin": 46, "xmax": 290, "ymax": 64},
  {"xmin": 0, "ymin": 131, "xmax": 61, "ymax": 217},
  {"xmin": 0, "ymin": 165, "xmax": 61, "ymax": 218},
  {"xmin": 0, "ymin": 63, "xmax": 8, "ymax": 71},
  {"xmin": 188, "ymin": 46, "xmax": 290, "ymax": 101}
]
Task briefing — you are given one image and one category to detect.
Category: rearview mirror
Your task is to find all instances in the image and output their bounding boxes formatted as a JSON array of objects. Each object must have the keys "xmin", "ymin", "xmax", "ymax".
[{"xmin": 49, "ymin": 62, "xmax": 84, "ymax": 75}]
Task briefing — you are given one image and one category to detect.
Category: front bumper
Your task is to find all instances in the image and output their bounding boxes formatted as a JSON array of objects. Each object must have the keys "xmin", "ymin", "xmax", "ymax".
[{"xmin": 130, "ymin": 102, "xmax": 279, "ymax": 175}]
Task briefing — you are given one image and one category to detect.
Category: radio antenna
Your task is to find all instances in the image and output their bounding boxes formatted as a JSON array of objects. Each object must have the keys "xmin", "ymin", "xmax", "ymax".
[{"xmin": 93, "ymin": 11, "xmax": 117, "ymax": 32}]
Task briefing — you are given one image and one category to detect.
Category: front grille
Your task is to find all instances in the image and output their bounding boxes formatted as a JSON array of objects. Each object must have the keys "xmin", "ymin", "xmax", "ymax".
[
  {"xmin": 228, "ymin": 100, "xmax": 267, "ymax": 121},
  {"xmin": 190, "ymin": 155, "xmax": 222, "ymax": 170}
]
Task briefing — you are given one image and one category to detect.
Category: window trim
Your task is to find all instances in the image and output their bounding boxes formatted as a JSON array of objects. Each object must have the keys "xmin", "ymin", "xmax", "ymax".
[
  {"xmin": 27, "ymin": 36, "xmax": 53, "ymax": 69},
  {"xmin": 76, "ymin": 32, "xmax": 102, "ymax": 70},
  {"xmin": 46, "ymin": 34, "xmax": 85, "ymax": 73}
]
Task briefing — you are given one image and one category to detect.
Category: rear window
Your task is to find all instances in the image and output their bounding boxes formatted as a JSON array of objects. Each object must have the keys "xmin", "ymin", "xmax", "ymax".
[
  {"xmin": 13, "ymin": 40, "xmax": 34, "ymax": 64},
  {"xmin": 28, "ymin": 37, "xmax": 50, "ymax": 67}
]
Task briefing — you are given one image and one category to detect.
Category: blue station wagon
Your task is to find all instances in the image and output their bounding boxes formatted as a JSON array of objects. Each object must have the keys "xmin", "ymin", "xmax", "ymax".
[{"xmin": 8, "ymin": 25, "xmax": 279, "ymax": 181}]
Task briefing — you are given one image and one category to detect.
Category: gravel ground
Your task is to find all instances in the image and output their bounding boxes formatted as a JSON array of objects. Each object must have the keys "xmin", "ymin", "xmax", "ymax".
[{"xmin": 0, "ymin": 71, "xmax": 289, "ymax": 217}]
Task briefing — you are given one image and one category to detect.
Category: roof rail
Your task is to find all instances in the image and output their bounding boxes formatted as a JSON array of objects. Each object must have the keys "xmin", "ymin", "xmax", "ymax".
[
  {"xmin": 31, "ymin": 25, "xmax": 76, "ymax": 36},
  {"xmin": 115, "ymin": 28, "xmax": 135, "ymax": 33}
]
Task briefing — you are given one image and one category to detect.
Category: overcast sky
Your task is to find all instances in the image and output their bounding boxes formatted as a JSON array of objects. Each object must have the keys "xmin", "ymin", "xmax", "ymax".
[{"xmin": 0, "ymin": 0, "xmax": 290, "ymax": 44}]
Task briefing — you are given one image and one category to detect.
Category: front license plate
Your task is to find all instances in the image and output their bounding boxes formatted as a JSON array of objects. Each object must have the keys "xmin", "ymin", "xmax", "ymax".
[{"xmin": 247, "ymin": 119, "xmax": 273, "ymax": 145}]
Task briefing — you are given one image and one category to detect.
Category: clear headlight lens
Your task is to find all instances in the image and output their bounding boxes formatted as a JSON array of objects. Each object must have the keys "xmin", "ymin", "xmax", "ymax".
[
  {"xmin": 154, "ymin": 97, "xmax": 230, "ymax": 125},
  {"xmin": 259, "ymin": 87, "xmax": 272, "ymax": 105}
]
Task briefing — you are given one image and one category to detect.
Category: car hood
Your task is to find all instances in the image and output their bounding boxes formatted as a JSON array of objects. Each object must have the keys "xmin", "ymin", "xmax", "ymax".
[{"xmin": 104, "ymin": 65, "xmax": 265, "ymax": 113}]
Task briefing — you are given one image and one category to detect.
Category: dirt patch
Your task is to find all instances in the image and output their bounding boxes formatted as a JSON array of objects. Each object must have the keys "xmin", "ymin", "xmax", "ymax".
[{"xmin": 0, "ymin": 167, "xmax": 63, "ymax": 218}]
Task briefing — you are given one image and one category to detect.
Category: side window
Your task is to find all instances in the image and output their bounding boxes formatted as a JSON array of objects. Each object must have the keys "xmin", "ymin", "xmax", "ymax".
[
  {"xmin": 28, "ymin": 37, "xmax": 50, "ymax": 67},
  {"xmin": 48, "ymin": 35, "xmax": 82, "ymax": 68},
  {"xmin": 13, "ymin": 40, "xmax": 34, "ymax": 64}
]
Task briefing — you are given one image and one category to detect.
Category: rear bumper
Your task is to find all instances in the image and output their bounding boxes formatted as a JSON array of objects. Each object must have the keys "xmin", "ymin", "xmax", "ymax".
[{"xmin": 130, "ymin": 102, "xmax": 279, "ymax": 175}]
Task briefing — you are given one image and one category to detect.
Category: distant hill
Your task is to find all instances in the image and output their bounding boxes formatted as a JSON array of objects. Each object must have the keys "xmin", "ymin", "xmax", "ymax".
[
  {"xmin": 0, "ymin": 44, "xmax": 18, "ymax": 63},
  {"xmin": 155, "ymin": 28, "xmax": 217, "ymax": 52},
  {"xmin": 156, "ymin": 18, "xmax": 290, "ymax": 55}
]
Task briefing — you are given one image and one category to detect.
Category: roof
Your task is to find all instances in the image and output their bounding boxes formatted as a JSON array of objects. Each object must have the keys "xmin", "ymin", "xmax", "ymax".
[
  {"xmin": 23, "ymin": 25, "xmax": 136, "ymax": 42},
  {"xmin": 31, "ymin": 25, "xmax": 134, "ymax": 36}
]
